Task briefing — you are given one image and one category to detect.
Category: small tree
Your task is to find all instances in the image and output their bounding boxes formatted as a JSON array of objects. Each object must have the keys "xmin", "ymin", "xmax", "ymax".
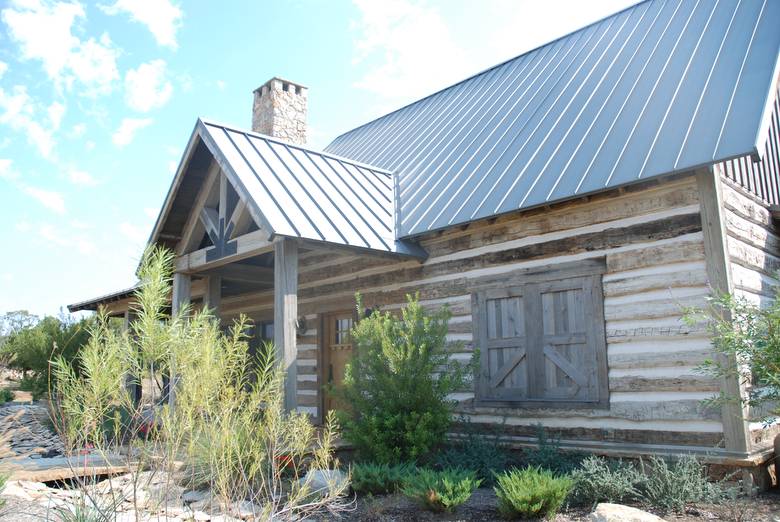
[
  {"xmin": 338, "ymin": 293, "xmax": 473, "ymax": 463},
  {"xmin": 1, "ymin": 313, "xmax": 92, "ymax": 400},
  {"xmin": 685, "ymin": 291, "xmax": 780, "ymax": 422}
]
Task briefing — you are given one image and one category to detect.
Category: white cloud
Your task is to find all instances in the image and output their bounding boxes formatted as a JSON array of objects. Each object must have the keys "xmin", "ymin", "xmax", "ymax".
[
  {"xmin": 68, "ymin": 169, "xmax": 97, "ymax": 186},
  {"xmin": 100, "ymin": 0, "xmax": 182, "ymax": 49},
  {"xmin": 167, "ymin": 160, "xmax": 178, "ymax": 174},
  {"xmin": 85, "ymin": 140, "xmax": 95, "ymax": 151},
  {"xmin": 143, "ymin": 207, "xmax": 158, "ymax": 219},
  {"xmin": 23, "ymin": 186, "xmax": 66, "ymax": 214},
  {"xmin": 15, "ymin": 220, "xmax": 31, "ymax": 233},
  {"xmin": 1, "ymin": 0, "xmax": 120, "ymax": 96},
  {"xmin": 119, "ymin": 221, "xmax": 147, "ymax": 245},
  {"xmin": 0, "ymin": 85, "xmax": 55, "ymax": 158},
  {"xmin": 216, "ymin": 80, "xmax": 226, "ymax": 91},
  {"xmin": 47, "ymin": 101, "xmax": 65, "ymax": 130},
  {"xmin": 125, "ymin": 59, "xmax": 173, "ymax": 112},
  {"xmin": 69, "ymin": 123, "xmax": 86, "ymax": 138},
  {"xmin": 0, "ymin": 61, "xmax": 7, "ymax": 79},
  {"xmin": 38, "ymin": 222, "xmax": 95, "ymax": 253},
  {"xmin": 112, "ymin": 117, "xmax": 152, "ymax": 147},
  {"xmin": 0, "ymin": 158, "xmax": 19, "ymax": 180}
]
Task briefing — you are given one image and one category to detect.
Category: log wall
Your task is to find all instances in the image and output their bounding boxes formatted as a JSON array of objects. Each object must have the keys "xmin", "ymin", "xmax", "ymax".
[{"xmin": 221, "ymin": 173, "xmax": 731, "ymax": 452}]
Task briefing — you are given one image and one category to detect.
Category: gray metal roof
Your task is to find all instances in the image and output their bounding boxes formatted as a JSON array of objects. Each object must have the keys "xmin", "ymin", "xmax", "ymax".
[
  {"xmin": 197, "ymin": 120, "xmax": 425, "ymax": 257},
  {"xmin": 325, "ymin": 0, "xmax": 780, "ymax": 238}
]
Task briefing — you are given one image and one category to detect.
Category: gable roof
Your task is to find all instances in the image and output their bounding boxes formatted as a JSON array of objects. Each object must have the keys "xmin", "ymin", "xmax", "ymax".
[
  {"xmin": 325, "ymin": 0, "xmax": 780, "ymax": 238},
  {"xmin": 148, "ymin": 119, "xmax": 426, "ymax": 258}
]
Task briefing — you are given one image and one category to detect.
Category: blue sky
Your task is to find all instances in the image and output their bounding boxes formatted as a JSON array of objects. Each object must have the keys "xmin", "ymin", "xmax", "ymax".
[{"xmin": 0, "ymin": 0, "xmax": 636, "ymax": 317}]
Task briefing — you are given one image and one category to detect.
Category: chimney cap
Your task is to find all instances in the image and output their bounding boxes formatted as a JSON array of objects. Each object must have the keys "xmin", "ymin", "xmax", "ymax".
[{"xmin": 253, "ymin": 76, "xmax": 308, "ymax": 94}]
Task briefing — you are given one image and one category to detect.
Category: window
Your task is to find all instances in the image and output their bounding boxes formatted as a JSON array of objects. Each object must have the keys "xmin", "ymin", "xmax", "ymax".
[{"xmin": 473, "ymin": 260, "xmax": 608, "ymax": 408}]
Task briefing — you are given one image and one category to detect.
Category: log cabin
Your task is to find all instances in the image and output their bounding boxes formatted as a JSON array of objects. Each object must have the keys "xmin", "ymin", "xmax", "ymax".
[{"xmin": 68, "ymin": 0, "xmax": 780, "ymax": 484}]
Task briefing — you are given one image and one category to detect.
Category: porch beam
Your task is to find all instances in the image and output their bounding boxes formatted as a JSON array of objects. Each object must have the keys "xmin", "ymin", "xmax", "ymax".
[
  {"xmin": 203, "ymin": 263, "xmax": 273, "ymax": 284},
  {"xmin": 177, "ymin": 160, "xmax": 220, "ymax": 254},
  {"xmin": 176, "ymin": 229, "xmax": 273, "ymax": 273},
  {"xmin": 274, "ymin": 238, "xmax": 298, "ymax": 411},
  {"xmin": 204, "ymin": 275, "xmax": 221, "ymax": 317}
]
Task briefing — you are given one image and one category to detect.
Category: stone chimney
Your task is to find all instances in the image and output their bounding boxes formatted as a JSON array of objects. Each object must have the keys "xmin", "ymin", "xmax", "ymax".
[{"xmin": 252, "ymin": 77, "xmax": 307, "ymax": 145}]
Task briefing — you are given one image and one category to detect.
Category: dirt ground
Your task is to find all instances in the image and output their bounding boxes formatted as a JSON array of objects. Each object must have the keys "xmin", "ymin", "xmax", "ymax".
[{"xmin": 340, "ymin": 487, "xmax": 780, "ymax": 522}]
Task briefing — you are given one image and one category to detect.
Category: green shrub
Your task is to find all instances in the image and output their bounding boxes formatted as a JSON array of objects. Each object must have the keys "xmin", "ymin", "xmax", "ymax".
[
  {"xmin": 351, "ymin": 462, "xmax": 416, "ymax": 494},
  {"xmin": 0, "ymin": 388, "xmax": 13, "ymax": 403},
  {"xmin": 1, "ymin": 314, "xmax": 92, "ymax": 400},
  {"xmin": 402, "ymin": 468, "xmax": 481, "ymax": 512},
  {"xmin": 494, "ymin": 466, "xmax": 572, "ymax": 520},
  {"xmin": 433, "ymin": 423, "xmax": 513, "ymax": 484},
  {"xmin": 522, "ymin": 425, "xmax": 584, "ymax": 475},
  {"xmin": 570, "ymin": 456, "xmax": 643, "ymax": 506},
  {"xmin": 338, "ymin": 293, "xmax": 474, "ymax": 463},
  {"xmin": 639, "ymin": 455, "xmax": 721, "ymax": 512}
]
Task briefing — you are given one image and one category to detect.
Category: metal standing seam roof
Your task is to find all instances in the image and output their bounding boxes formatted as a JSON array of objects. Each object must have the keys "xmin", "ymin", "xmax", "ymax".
[
  {"xmin": 325, "ymin": 0, "xmax": 780, "ymax": 238},
  {"xmin": 197, "ymin": 119, "xmax": 426, "ymax": 257}
]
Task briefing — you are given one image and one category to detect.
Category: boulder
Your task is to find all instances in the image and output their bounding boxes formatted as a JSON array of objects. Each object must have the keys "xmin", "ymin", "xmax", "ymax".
[
  {"xmin": 589, "ymin": 503, "xmax": 667, "ymax": 522},
  {"xmin": 182, "ymin": 489, "xmax": 210, "ymax": 503},
  {"xmin": 299, "ymin": 469, "xmax": 348, "ymax": 496}
]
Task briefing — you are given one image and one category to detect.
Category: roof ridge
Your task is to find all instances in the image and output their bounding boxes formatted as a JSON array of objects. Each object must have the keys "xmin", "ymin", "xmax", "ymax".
[
  {"xmin": 199, "ymin": 118, "xmax": 394, "ymax": 175},
  {"xmin": 325, "ymin": 0, "xmax": 650, "ymax": 148}
]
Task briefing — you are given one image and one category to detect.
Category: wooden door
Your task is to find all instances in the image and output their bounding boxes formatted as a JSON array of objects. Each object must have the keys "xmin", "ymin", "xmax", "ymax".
[{"xmin": 322, "ymin": 312, "xmax": 354, "ymax": 415}]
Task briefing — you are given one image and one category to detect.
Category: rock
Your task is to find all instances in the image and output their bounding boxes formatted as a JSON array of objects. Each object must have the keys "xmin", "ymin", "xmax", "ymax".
[
  {"xmin": 299, "ymin": 469, "xmax": 348, "ymax": 496},
  {"xmin": 210, "ymin": 516, "xmax": 242, "ymax": 522},
  {"xmin": 1, "ymin": 480, "xmax": 35, "ymax": 501},
  {"xmin": 193, "ymin": 510, "xmax": 211, "ymax": 521},
  {"xmin": 589, "ymin": 503, "xmax": 667, "ymax": 522},
  {"xmin": 182, "ymin": 489, "xmax": 210, "ymax": 503},
  {"xmin": 232, "ymin": 500, "xmax": 261, "ymax": 519}
]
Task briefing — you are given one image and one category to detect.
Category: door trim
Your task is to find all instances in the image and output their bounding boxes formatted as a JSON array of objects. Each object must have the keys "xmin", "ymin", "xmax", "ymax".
[{"xmin": 318, "ymin": 310, "xmax": 357, "ymax": 425}]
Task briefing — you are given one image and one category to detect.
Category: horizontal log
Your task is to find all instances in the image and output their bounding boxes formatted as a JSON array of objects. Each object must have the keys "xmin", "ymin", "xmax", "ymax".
[
  {"xmin": 721, "ymin": 181, "xmax": 774, "ymax": 228},
  {"xmin": 608, "ymin": 348, "xmax": 713, "ymax": 370},
  {"xmin": 604, "ymin": 268, "xmax": 708, "ymax": 298},
  {"xmin": 604, "ymin": 293, "xmax": 709, "ymax": 321},
  {"xmin": 724, "ymin": 209, "xmax": 780, "ymax": 254},
  {"xmin": 451, "ymin": 420, "xmax": 723, "ymax": 447},
  {"xmin": 727, "ymin": 236, "xmax": 780, "ymax": 276},
  {"xmin": 609, "ymin": 375, "xmax": 719, "ymax": 393},
  {"xmin": 422, "ymin": 176, "xmax": 699, "ymax": 257},
  {"xmin": 606, "ymin": 235, "xmax": 705, "ymax": 273}
]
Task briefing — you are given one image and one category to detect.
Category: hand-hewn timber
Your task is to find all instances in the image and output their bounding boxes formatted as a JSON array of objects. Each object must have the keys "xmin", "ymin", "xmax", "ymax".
[{"xmin": 274, "ymin": 238, "xmax": 298, "ymax": 411}]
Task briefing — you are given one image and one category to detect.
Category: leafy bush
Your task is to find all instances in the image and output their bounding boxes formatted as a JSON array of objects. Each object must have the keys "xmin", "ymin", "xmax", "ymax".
[
  {"xmin": 569, "ymin": 456, "xmax": 643, "ymax": 506},
  {"xmin": 351, "ymin": 462, "xmax": 416, "ymax": 494},
  {"xmin": 1, "ymin": 314, "xmax": 92, "ymax": 400},
  {"xmin": 338, "ymin": 293, "xmax": 473, "ymax": 463},
  {"xmin": 639, "ymin": 455, "xmax": 721, "ymax": 513},
  {"xmin": 0, "ymin": 388, "xmax": 13, "ymax": 404},
  {"xmin": 522, "ymin": 425, "xmax": 584, "ymax": 475},
  {"xmin": 433, "ymin": 422, "xmax": 514, "ymax": 484},
  {"xmin": 494, "ymin": 466, "xmax": 572, "ymax": 520},
  {"xmin": 684, "ymin": 291, "xmax": 780, "ymax": 421},
  {"xmin": 402, "ymin": 468, "xmax": 481, "ymax": 512}
]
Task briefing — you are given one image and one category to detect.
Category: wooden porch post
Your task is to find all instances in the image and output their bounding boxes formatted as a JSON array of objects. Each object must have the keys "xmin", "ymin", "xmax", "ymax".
[
  {"xmin": 204, "ymin": 275, "xmax": 221, "ymax": 318},
  {"xmin": 274, "ymin": 238, "xmax": 298, "ymax": 411},
  {"xmin": 169, "ymin": 272, "xmax": 191, "ymax": 408}
]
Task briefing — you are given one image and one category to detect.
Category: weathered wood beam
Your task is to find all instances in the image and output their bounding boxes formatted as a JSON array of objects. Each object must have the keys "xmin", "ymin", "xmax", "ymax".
[
  {"xmin": 177, "ymin": 160, "xmax": 220, "ymax": 254},
  {"xmin": 697, "ymin": 167, "xmax": 750, "ymax": 455},
  {"xmin": 199, "ymin": 206, "xmax": 220, "ymax": 244},
  {"xmin": 176, "ymin": 229, "xmax": 273, "ymax": 273},
  {"xmin": 204, "ymin": 275, "xmax": 221, "ymax": 316},
  {"xmin": 274, "ymin": 238, "xmax": 298, "ymax": 411},
  {"xmin": 204, "ymin": 263, "xmax": 273, "ymax": 283}
]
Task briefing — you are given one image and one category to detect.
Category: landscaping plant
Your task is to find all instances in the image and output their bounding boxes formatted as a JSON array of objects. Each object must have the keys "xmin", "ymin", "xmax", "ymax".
[
  {"xmin": 51, "ymin": 246, "xmax": 350, "ymax": 520},
  {"xmin": 401, "ymin": 468, "xmax": 481, "ymax": 513},
  {"xmin": 494, "ymin": 466, "xmax": 572, "ymax": 520},
  {"xmin": 0, "ymin": 388, "xmax": 13, "ymax": 404},
  {"xmin": 639, "ymin": 455, "xmax": 721, "ymax": 513},
  {"xmin": 684, "ymin": 291, "xmax": 780, "ymax": 422},
  {"xmin": 522, "ymin": 424, "xmax": 584, "ymax": 476},
  {"xmin": 569, "ymin": 456, "xmax": 643, "ymax": 507},
  {"xmin": 338, "ymin": 293, "xmax": 474, "ymax": 463},
  {"xmin": 433, "ymin": 418, "xmax": 513, "ymax": 484},
  {"xmin": 351, "ymin": 462, "xmax": 416, "ymax": 494}
]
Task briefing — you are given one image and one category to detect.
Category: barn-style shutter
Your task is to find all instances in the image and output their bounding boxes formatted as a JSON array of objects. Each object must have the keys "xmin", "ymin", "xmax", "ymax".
[
  {"xmin": 474, "ymin": 288, "xmax": 528, "ymax": 401},
  {"xmin": 475, "ymin": 264, "xmax": 608, "ymax": 408}
]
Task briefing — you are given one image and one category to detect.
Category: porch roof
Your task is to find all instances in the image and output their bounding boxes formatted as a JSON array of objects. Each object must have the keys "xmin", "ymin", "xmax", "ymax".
[{"xmin": 149, "ymin": 119, "xmax": 425, "ymax": 258}]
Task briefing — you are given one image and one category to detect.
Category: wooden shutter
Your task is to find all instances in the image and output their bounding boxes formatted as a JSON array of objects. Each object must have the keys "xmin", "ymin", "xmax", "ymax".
[
  {"xmin": 475, "ymin": 288, "xmax": 528, "ymax": 401},
  {"xmin": 475, "ymin": 267, "xmax": 608, "ymax": 408},
  {"xmin": 530, "ymin": 276, "xmax": 606, "ymax": 403}
]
